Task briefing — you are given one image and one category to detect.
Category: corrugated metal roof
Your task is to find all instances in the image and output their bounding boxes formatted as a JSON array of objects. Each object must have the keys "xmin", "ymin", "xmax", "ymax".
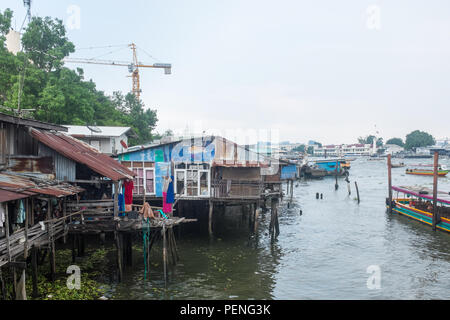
[
  {"xmin": 0, "ymin": 111, "xmax": 67, "ymax": 132},
  {"xmin": 64, "ymin": 125, "xmax": 132, "ymax": 138},
  {"xmin": 0, "ymin": 172, "xmax": 84, "ymax": 202},
  {"xmin": 30, "ymin": 128, "xmax": 135, "ymax": 181}
]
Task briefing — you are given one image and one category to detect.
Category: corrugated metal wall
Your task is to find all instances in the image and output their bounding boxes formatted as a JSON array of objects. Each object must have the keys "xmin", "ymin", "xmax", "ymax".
[{"xmin": 38, "ymin": 143, "xmax": 76, "ymax": 181}]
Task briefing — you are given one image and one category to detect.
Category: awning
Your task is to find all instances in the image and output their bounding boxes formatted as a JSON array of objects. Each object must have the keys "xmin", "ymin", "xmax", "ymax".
[{"xmin": 0, "ymin": 172, "xmax": 84, "ymax": 203}]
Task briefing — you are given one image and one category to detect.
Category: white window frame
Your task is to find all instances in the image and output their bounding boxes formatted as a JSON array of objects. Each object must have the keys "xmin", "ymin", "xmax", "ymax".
[
  {"xmin": 144, "ymin": 168, "xmax": 156, "ymax": 195},
  {"xmin": 175, "ymin": 169, "xmax": 187, "ymax": 196},
  {"xmin": 174, "ymin": 168, "xmax": 210, "ymax": 197}
]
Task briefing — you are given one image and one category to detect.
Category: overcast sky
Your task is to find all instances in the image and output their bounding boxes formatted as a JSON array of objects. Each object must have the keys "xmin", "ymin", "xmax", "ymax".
[{"xmin": 3, "ymin": 0, "xmax": 450, "ymax": 145}]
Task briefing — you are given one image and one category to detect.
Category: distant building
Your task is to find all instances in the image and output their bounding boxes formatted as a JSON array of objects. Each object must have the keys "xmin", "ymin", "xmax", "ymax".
[
  {"xmin": 313, "ymin": 144, "xmax": 372, "ymax": 157},
  {"xmin": 65, "ymin": 126, "xmax": 135, "ymax": 155},
  {"xmin": 384, "ymin": 144, "xmax": 404, "ymax": 155}
]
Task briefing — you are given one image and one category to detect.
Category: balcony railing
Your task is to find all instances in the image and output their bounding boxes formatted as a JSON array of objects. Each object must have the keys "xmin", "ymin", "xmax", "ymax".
[{"xmin": 211, "ymin": 179, "xmax": 263, "ymax": 199}]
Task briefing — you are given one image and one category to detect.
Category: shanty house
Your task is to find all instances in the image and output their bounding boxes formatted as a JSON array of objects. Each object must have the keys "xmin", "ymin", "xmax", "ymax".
[{"xmin": 117, "ymin": 136, "xmax": 281, "ymax": 201}]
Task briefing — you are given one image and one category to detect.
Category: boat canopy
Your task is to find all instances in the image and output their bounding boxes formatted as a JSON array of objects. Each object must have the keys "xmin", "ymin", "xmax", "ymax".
[{"xmin": 392, "ymin": 185, "xmax": 450, "ymax": 205}]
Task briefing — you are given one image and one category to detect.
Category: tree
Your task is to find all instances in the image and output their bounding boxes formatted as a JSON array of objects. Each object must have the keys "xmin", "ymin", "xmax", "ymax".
[
  {"xmin": 358, "ymin": 135, "xmax": 383, "ymax": 147},
  {"xmin": 21, "ymin": 16, "xmax": 75, "ymax": 71},
  {"xmin": 386, "ymin": 138, "xmax": 404, "ymax": 147},
  {"xmin": 111, "ymin": 92, "xmax": 158, "ymax": 146},
  {"xmin": 405, "ymin": 130, "xmax": 435, "ymax": 150},
  {"xmin": 307, "ymin": 146, "xmax": 314, "ymax": 155},
  {"xmin": 0, "ymin": 8, "xmax": 13, "ymax": 44}
]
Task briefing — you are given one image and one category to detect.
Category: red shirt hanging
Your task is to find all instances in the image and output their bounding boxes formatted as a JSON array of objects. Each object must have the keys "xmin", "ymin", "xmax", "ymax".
[{"xmin": 123, "ymin": 180, "xmax": 134, "ymax": 205}]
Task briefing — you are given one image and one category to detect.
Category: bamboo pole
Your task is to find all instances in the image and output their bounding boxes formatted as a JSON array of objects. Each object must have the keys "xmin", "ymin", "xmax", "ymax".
[{"xmin": 432, "ymin": 151, "xmax": 439, "ymax": 231}]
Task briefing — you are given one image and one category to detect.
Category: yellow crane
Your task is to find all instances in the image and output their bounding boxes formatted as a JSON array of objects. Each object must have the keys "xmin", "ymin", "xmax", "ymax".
[{"xmin": 64, "ymin": 43, "xmax": 171, "ymax": 100}]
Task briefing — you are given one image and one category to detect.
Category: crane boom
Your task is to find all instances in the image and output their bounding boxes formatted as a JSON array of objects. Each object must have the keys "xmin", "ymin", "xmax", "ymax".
[{"xmin": 64, "ymin": 43, "xmax": 171, "ymax": 100}]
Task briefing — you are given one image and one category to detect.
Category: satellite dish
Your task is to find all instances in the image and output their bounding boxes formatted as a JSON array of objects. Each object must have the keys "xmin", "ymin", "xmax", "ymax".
[{"xmin": 86, "ymin": 124, "xmax": 102, "ymax": 134}]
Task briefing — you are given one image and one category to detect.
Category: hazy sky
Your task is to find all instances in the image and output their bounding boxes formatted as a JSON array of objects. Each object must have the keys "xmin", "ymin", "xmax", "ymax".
[{"xmin": 2, "ymin": 0, "xmax": 450, "ymax": 145}]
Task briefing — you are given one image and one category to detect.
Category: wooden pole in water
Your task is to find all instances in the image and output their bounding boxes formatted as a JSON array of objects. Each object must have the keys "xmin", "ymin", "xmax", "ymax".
[
  {"xmin": 335, "ymin": 162, "xmax": 339, "ymax": 190},
  {"xmin": 49, "ymin": 222, "xmax": 56, "ymax": 282},
  {"xmin": 432, "ymin": 151, "xmax": 439, "ymax": 231},
  {"xmin": 0, "ymin": 267, "xmax": 6, "ymax": 300},
  {"xmin": 355, "ymin": 181, "xmax": 360, "ymax": 204},
  {"xmin": 31, "ymin": 246, "xmax": 39, "ymax": 298},
  {"xmin": 162, "ymin": 225, "xmax": 167, "ymax": 287},
  {"xmin": 387, "ymin": 154, "xmax": 393, "ymax": 213},
  {"xmin": 208, "ymin": 200, "xmax": 213, "ymax": 237},
  {"xmin": 115, "ymin": 230, "xmax": 123, "ymax": 282}
]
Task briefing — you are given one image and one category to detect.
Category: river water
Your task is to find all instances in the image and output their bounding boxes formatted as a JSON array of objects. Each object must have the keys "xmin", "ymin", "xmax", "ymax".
[{"xmin": 105, "ymin": 158, "xmax": 450, "ymax": 300}]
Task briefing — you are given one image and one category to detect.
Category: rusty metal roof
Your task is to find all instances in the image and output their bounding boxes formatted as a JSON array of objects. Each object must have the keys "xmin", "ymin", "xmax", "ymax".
[
  {"xmin": 0, "ymin": 172, "xmax": 84, "ymax": 202},
  {"xmin": 30, "ymin": 128, "xmax": 135, "ymax": 181},
  {"xmin": 0, "ymin": 111, "xmax": 67, "ymax": 132}
]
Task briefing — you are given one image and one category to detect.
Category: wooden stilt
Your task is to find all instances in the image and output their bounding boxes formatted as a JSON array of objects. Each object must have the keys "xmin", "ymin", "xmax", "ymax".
[
  {"xmin": 208, "ymin": 200, "xmax": 213, "ymax": 237},
  {"xmin": 162, "ymin": 225, "xmax": 167, "ymax": 287},
  {"xmin": 254, "ymin": 206, "xmax": 260, "ymax": 233},
  {"xmin": 31, "ymin": 246, "xmax": 39, "ymax": 298},
  {"xmin": 355, "ymin": 181, "xmax": 360, "ymax": 204},
  {"xmin": 0, "ymin": 267, "xmax": 6, "ymax": 300},
  {"xmin": 12, "ymin": 264, "xmax": 16, "ymax": 299},
  {"xmin": 170, "ymin": 228, "xmax": 180, "ymax": 262},
  {"xmin": 16, "ymin": 268, "xmax": 26, "ymax": 300},
  {"xmin": 274, "ymin": 204, "xmax": 280, "ymax": 238},
  {"xmin": 115, "ymin": 231, "xmax": 123, "ymax": 282},
  {"xmin": 71, "ymin": 234, "xmax": 76, "ymax": 263},
  {"xmin": 432, "ymin": 151, "xmax": 439, "ymax": 231},
  {"xmin": 126, "ymin": 233, "xmax": 132, "ymax": 267},
  {"xmin": 114, "ymin": 181, "xmax": 119, "ymax": 218},
  {"xmin": 48, "ymin": 224, "xmax": 56, "ymax": 282}
]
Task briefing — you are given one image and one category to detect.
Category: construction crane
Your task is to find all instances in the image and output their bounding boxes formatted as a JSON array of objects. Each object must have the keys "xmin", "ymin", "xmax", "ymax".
[{"xmin": 64, "ymin": 43, "xmax": 171, "ymax": 100}]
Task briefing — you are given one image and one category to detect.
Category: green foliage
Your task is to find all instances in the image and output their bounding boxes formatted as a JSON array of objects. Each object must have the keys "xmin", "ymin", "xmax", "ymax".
[
  {"xmin": 0, "ymin": 8, "xmax": 13, "ymax": 42},
  {"xmin": 23, "ymin": 247, "xmax": 113, "ymax": 300},
  {"xmin": 21, "ymin": 16, "xmax": 75, "ymax": 71},
  {"xmin": 0, "ymin": 10, "xmax": 158, "ymax": 147},
  {"xmin": 386, "ymin": 137, "xmax": 404, "ymax": 147},
  {"xmin": 111, "ymin": 92, "xmax": 158, "ymax": 145},
  {"xmin": 405, "ymin": 130, "xmax": 435, "ymax": 150},
  {"xmin": 358, "ymin": 135, "xmax": 383, "ymax": 147},
  {"xmin": 307, "ymin": 146, "xmax": 314, "ymax": 155}
]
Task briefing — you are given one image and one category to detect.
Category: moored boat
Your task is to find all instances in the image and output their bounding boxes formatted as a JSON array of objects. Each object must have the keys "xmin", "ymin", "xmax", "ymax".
[
  {"xmin": 405, "ymin": 168, "xmax": 448, "ymax": 176},
  {"xmin": 391, "ymin": 162, "xmax": 405, "ymax": 168},
  {"xmin": 388, "ymin": 186, "xmax": 450, "ymax": 233}
]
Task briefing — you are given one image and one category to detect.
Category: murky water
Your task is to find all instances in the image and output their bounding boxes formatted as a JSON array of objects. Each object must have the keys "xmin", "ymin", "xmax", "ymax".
[{"xmin": 105, "ymin": 158, "xmax": 450, "ymax": 300}]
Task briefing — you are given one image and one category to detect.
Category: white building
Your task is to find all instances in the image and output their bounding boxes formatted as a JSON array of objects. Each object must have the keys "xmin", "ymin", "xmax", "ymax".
[
  {"xmin": 384, "ymin": 144, "xmax": 404, "ymax": 155},
  {"xmin": 313, "ymin": 144, "xmax": 372, "ymax": 157},
  {"xmin": 64, "ymin": 126, "xmax": 135, "ymax": 155},
  {"xmin": 5, "ymin": 30, "xmax": 20, "ymax": 55}
]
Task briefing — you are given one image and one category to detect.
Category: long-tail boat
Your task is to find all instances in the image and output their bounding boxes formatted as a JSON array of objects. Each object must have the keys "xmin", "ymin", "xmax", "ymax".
[
  {"xmin": 405, "ymin": 168, "xmax": 448, "ymax": 176},
  {"xmin": 389, "ymin": 185, "xmax": 450, "ymax": 233}
]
